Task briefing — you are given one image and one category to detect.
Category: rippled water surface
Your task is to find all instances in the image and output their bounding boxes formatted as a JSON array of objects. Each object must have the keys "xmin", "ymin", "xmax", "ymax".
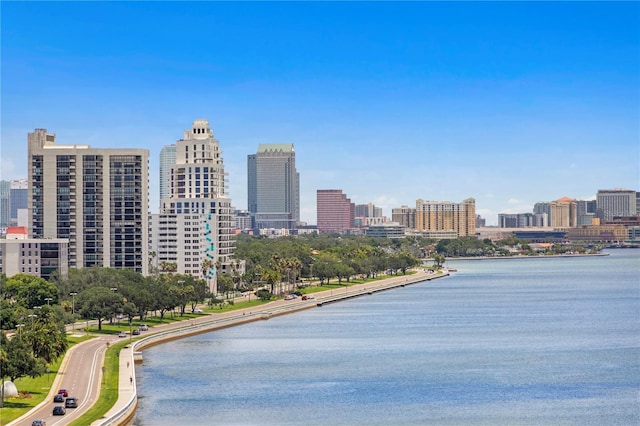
[{"xmin": 133, "ymin": 249, "xmax": 639, "ymax": 425}]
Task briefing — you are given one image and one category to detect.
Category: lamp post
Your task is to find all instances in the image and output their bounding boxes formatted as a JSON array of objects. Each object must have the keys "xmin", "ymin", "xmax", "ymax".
[
  {"xmin": 44, "ymin": 297, "xmax": 53, "ymax": 305},
  {"xmin": 16, "ymin": 323, "xmax": 24, "ymax": 337},
  {"xmin": 70, "ymin": 292, "xmax": 78, "ymax": 331},
  {"xmin": 110, "ymin": 288, "xmax": 118, "ymax": 326},
  {"xmin": 28, "ymin": 314, "xmax": 38, "ymax": 326},
  {"xmin": 70, "ymin": 292, "xmax": 77, "ymax": 314}
]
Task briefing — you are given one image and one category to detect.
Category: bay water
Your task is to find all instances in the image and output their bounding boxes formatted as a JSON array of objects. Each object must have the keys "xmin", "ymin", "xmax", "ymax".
[{"xmin": 132, "ymin": 249, "xmax": 639, "ymax": 425}]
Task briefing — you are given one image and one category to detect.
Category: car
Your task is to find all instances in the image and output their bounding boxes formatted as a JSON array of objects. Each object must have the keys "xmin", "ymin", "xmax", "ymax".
[
  {"xmin": 194, "ymin": 309, "xmax": 203, "ymax": 314},
  {"xmin": 302, "ymin": 295, "xmax": 315, "ymax": 300},
  {"xmin": 132, "ymin": 329, "xmax": 140, "ymax": 335},
  {"xmin": 117, "ymin": 332, "xmax": 127, "ymax": 338},
  {"xmin": 31, "ymin": 421, "xmax": 46, "ymax": 426},
  {"xmin": 52, "ymin": 406, "xmax": 66, "ymax": 415},
  {"xmin": 57, "ymin": 389, "xmax": 68, "ymax": 397},
  {"xmin": 65, "ymin": 397, "xmax": 78, "ymax": 408},
  {"xmin": 284, "ymin": 294, "xmax": 296, "ymax": 300},
  {"xmin": 139, "ymin": 324, "xmax": 149, "ymax": 331},
  {"xmin": 53, "ymin": 394, "xmax": 64, "ymax": 403}
]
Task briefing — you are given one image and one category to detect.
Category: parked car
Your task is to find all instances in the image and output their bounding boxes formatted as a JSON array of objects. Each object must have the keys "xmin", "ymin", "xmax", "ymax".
[
  {"xmin": 52, "ymin": 406, "xmax": 66, "ymax": 415},
  {"xmin": 132, "ymin": 329, "xmax": 140, "ymax": 335},
  {"xmin": 284, "ymin": 294, "xmax": 296, "ymax": 300},
  {"xmin": 118, "ymin": 331, "xmax": 127, "ymax": 338},
  {"xmin": 65, "ymin": 397, "xmax": 78, "ymax": 408},
  {"xmin": 194, "ymin": 309, "xmax": 203, "ymax": 314},
  {"xmin": 57, "ymin": 389, "xmax": 68, "ymax": 397},
  {"xmin": 53, "ymin": 394, "xmax": 64, "ymax": 403},
  {"xmin": 302, "ymin": 295, "xmax": 315, "ymax": 300},
  {"xmin": 139, "ymin": 324, "xmax": 149, "ymax": 331},
  {"xmin": 31, "ymin": 421, "xmax": 46, "ymax": 426}
]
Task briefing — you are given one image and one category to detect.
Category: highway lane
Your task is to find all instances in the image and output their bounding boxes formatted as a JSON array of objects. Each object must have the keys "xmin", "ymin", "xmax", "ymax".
[{"xmin": 13, "ymin": 336, "xmax": 114, "ymax": 426}]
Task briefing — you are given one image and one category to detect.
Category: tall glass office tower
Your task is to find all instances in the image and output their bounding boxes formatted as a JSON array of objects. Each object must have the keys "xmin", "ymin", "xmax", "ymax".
[
  {"xmin": 247, "ymin": 144, "xmax": 300, "ymax": 231},
  {"xmin": 159, "ymin": 144, "xmax": 176, "ymax": 202}
]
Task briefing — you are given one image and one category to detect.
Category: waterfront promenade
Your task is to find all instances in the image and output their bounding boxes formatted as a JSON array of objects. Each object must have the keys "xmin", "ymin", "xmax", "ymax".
[{"xmin": 7, "ymin": 269, "xmax": 448, "ymax": 426}]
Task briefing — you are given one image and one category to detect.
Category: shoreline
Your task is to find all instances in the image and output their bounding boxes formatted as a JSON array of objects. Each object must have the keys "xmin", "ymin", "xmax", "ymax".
[
  {"xmin": 444, "ymin": 252, "xmax": 609, "ymax": 261},
  {"xmin": 98, "ymin": 268, "xmax": 450, "ymax": 426}
]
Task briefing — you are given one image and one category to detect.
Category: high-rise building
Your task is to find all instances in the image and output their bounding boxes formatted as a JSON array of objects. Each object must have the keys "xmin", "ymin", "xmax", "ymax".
[
  {"xmin": 576, "ymin": 200, "xmax": 597, "ymax": 226},
  {"xmin": 27, "ymin": 128, "xmax": 149, "ymax": 273},
  {"xmin": 247, "ymin": 144, "xmax": 300, "ymax": 230},
  {"xmin": 596, "ymin": 189, "xmax": 637, "ymax": 220},
  {"xmin": 550, "ymin": 197, "xmax": 577, "ymax": 227},
  {"xmin": 415, "ymin": 198, "xmax": 476, "ymax": 237},
  {"xmin": 0, "ymin": 180, "xmax": 9, "ymax": 230},
  {"xmin": 392, "ymin": 205, "xmax": 416, "ymax": 229},
  {"xmin": 355, "ymin": 203, "xmax": 382, "ymax": 218},
  {"xmin": 154, "ymin": 119, "xmax": 235, "ymax": 294},
  {"xmin": 317, "ymin": 189, "xmax": 354, "ymax": 234},
  {"xmin": 533, "ymin": 202, "xmax": 551, "ymax": 227},
  {"xmin": 10, "ymin": 179, "xmax": 28, "ymax": 225},
  {"xmin": 498, "ymin": 213, "xmax": 535, "ymax": 228},
  {"xmin": 159, "ymin": 144, "xmax": 176, "ymax": 202}
]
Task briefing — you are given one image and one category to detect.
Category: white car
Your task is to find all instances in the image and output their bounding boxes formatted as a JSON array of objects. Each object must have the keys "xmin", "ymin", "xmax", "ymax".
[
  {"xmin": 117, "ymin": 332, "xmax": 127, "ymax": 338},
  {"xmin": 284, "ymin": 294, "xmax": 296, "ymax": 300}
]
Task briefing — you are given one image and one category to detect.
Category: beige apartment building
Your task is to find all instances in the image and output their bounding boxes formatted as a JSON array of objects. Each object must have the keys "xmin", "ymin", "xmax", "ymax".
[
  {"xmin": 28, "ymin": 129, "xmax": 149, "ymax": 274},
  {"xmin": 550, "ymin": 197, "xmax": 578, "ymax": 228},
  {"xmin": 415, "ymin": 198, "xmax": 476, "ymax": 237}
]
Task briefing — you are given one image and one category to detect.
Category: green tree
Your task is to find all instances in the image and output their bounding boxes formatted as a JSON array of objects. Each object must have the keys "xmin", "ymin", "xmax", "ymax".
[
  {"xmin": 24, "ymin": 305, "xmax": 68, "ymax": 364},
  {"xmin": 5, "ymin": 274, "xmax": 58, "ymax": 309},
  {"xmin": 77, "ymin": 287, "xmax": 124, "ymax": 330},
  {"xmin": 1, "ymin": 331, "xmax": 45, "ymax": 384}
]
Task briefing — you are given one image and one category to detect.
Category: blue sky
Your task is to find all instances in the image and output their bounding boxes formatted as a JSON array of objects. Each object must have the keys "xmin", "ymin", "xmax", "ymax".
[{"xmin": 2, "ymin": 1, "xmax": 638, "ymax": 226}]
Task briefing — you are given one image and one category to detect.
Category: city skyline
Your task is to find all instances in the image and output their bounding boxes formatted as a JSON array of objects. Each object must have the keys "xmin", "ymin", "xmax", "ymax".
[{"xmin": 2, "ymin": 2, "xmax": 638, "ymax": 226}]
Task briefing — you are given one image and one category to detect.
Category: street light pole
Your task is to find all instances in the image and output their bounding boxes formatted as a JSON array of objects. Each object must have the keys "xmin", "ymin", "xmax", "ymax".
[
  {"xmin": 70, "ymin": 292, "xmax": 78, "ymax": 331},
  {"xmin": 44, "ymin": 297, "xmax": 52, "ymax": 305}
]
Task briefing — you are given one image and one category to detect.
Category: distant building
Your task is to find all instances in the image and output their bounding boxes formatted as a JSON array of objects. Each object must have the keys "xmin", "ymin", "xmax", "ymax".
[
  {"xmin": 415, "ymin": 198, "xmax": 476, "ymax": 238},
  {"xmin": 234, "ymin": 210, "xmax": 252, "ymax": 232},
  {"xmin": 0, "ymin": 181, "xmax": 9, "ymax": 230},
  {"xmin": 565, "ymin": 225, "xmax": 628, "ymax": 243},
  {"xmin": 159, "ymin": 144, "xmax": 177, "ymax": 201},
  {"xmin": 533, "ymin": 202, "xmax": 551, "ymax": 227},
  {"xmin": 365, "ymin": 223, "xmax": 406, "ymax": 238},
  {"xmin": 392, "ymin": 205, "xmax": 416, "ymax": 229},
  {"xmin": 0, "ymin": 226, "xmax": 69, "ymax": 280},
  {"xmin": 248, "ymin": 144, "xmax": 300, "ymax": 230},
  {"xmin": 317, "ymin": 189, "xmax": 354, "ymax": 234},
  {"xmin": 550, "ymin": 197, "xmax": 577, "ymax": 227},
  {"xmin": 498, "ymin": 213, "xmax": 535, "ymax": 228},
  {"xmin": 512, "ymin": 230, "xmax": 567, "ymax": 243},
  {"xmin": 596, "ymin": 189, "xmax": 637, "ymax": 220},
  {"xmin": 27, "ymin": 128, "xmax": 149, "ymax": 273},
  {"xmin": 576, "ymin": 200, "xmax": 597, "ymax": 226},
  {"xmin": 355, "ymin": 203, "xmax": 382, "ymax": 218},
  {"xmin": 476, "ymin": 215, "xmax": 486, "ymax": 228}
]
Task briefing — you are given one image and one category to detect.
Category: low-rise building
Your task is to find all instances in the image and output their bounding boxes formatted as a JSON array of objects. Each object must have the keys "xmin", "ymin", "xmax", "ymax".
[{"xmin": 0, "ymin": 226, "xmax": 69, "ymax": 280}]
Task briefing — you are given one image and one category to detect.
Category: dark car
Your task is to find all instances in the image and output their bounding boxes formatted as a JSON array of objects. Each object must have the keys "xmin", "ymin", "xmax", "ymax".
[
  {"xmin": 65, "ymin": 397, "xmax": 78, "ymax": 408},
  {"xmin": 57, "ymin": 389, "xmax": 68, "ymax": 397},
  {"xmin": 53, "ymin": 394, "xmax": 64, "ymax": 403},
  {"xmin": 31, "ymin": 421, "xmax": 46, "ymax": 426},
  {"xmin": 52, "ymin": 406, "xmax": 66, "ymax": 415},
  {"xmin": 132, "ymin": 329, "xmax": 140, "ymax": 335}
]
